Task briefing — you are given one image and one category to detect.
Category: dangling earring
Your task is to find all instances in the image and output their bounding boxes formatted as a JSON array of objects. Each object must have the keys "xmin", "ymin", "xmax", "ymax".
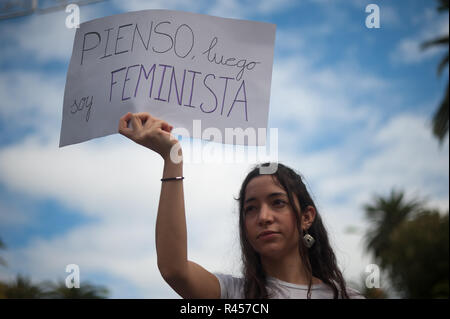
[{"xmin": 303, "ymin": 229, "xmax": 315, "ymax": 248}]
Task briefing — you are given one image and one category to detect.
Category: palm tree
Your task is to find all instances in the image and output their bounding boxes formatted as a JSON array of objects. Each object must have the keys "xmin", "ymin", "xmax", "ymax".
[
  {"xmin": 2, "ymin": 276, "xmax": 109, "ymax": 299},
  {"xmin": 0, "ymin": 237, "xmax": 8, "ymax": 298},
  {"xmin": 3, "ymin": 274, "xmax": 43, "ymax": 298},
  {"xmin": 363, "ymin": 189, "xmax": 424, "ymax": 267},
  {"xmin": 41, "ymin": 280, "xmax": 109, "ymax": 299},
  {"xmin": 0, "ymin": 237, "xmax": 109, "ymax": 299},
  {"xmin": 386, "ymin": 210, "xmax": 449, "ymax": 298},
  {"xmin": 421, "ymin": 0, "xmax": 449, "ymax": 143},
  {"xmin": 0, "ymin": 237, "xmax": 6, "ymax": 267}
]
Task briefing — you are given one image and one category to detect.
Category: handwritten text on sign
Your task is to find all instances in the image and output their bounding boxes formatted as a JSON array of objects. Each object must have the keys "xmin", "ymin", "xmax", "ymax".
[{"xmin": 60, "ymin": 10, "xmax": 276, "ymax": 147}]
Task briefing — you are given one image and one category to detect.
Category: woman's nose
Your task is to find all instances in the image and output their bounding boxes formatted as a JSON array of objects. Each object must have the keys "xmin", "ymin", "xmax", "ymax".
[{"xmin": 258, "ymin": 204, "xmax": 274, "ymax": 225}]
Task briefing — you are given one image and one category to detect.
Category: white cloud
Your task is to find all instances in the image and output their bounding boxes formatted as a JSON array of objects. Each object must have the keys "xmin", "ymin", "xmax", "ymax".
[
  {"xmin": 256, "ymin": 0, "xmax": 295, "ymax": 15},
  {"xmin": 268, "ymin": 55, "xmax": 388, "ymax": 147},
  {"xmin": 0, "ymin": 200, "xmax": 33, "ymax": 227},
  {"xmin": 111, "ymin": 0, "xmax": 206, "ymax": 13},
  {"xmin": 0, "ymin": 71, "xmax": 64, "ymax": 140},
  {"xmin": 207, "ymin": 0, "xmax": 296, "ymax": 19},
  {"xmin": 298, "ymin": 111, "xmax": 449, "ymax": 212},
  {"xmin": 207, "ymin": 0, "xmax": 245, "ymax": 19},
  {"xmin": 391, "ymin": 11, "xmax": 449, "ymax": 64},
  {"xmin": 380, "ymin": 5, "xmax": 400, "ymax": 27},
  {"xmin": 1, "ymin": 217, "xmax": 178, "ymax": 298},
  {"xmin": 0, "ymin": 2, "xmax": 134, "ymax": 63}
]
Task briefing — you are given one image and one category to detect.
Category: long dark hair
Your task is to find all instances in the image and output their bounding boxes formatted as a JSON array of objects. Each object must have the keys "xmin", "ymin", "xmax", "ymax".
[{"xmin": 237, "ymin": 162, "xmax": 349, "ymax": 299}]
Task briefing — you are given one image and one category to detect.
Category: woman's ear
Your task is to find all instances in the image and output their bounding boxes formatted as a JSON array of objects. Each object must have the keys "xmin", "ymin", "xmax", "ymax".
[{"xmin": 301, "ymin": 205, "xmax": 316, "ymax": 230}]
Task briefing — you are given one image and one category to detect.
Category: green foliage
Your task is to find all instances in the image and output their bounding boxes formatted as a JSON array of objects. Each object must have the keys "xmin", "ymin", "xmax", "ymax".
[
  {"xmin": 0, "ymin": 237, "xmax": 109, "ymax": 299},
  {"xmin": 0, "ymin": 237, "xmax": 6, "ymax": 267},
  {"xmin": 0, "ymin": 274, "xmax": 109, "ymax": 299},
  {"xmin": 421, "ymin": 0, "xmax": 449, "ymax": 143},
  {"xmin": 364, "ymin": 191, "xmax": 449, "ymax": 298},
  {"xmin": 386, "ymin": 211, "xmax": 449, "ymax": 298},
  {"xmin": 364, "ymin": 189, "xmax": 424, "ymax": 267},
  {"xmin": 40, "ymin": 280, "xmax": 109, "ymax": 299},
  {"xmin": 2, "ymin": 274, "xmax": 43, "ymax": 299}
]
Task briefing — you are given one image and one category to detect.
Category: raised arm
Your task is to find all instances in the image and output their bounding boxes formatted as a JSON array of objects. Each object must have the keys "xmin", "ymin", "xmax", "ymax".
[{"xmin": 118, "ymin": 112, "xmax": 220, "ymax": 299}]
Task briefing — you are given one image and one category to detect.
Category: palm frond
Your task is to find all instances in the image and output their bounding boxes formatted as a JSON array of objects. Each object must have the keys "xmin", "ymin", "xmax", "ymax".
[
  {"xmin": 421, "ymin": 35, "xmax": 449, "ymax": 50},
  {"xmin": 432, "ymin": 83, "xmax": 450, "ymax": 142},
  {"xmin": 438, "ymin": 53, "xmax": 449, "ymax": 76},
  {"xmin": 0, "ymin": 238, "xmax": 6, "ymax": 266},
  {"xmin": 363, "ymin": 190, "xmax": 425, "ymax": 262},
  {"xmin": 437, "ymin": 0, "xmax": 449, "ymax": 11}
]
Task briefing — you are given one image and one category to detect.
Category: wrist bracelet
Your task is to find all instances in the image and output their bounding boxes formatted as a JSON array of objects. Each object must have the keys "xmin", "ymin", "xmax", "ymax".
[{"xmin": 161, "ymin": 176, "xmax": 184, "ymax": 182}]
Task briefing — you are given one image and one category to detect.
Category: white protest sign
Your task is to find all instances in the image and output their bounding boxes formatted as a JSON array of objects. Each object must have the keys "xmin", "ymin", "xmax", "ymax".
[{"xmin": 60, "ymin": 9, "xmax": 276, "ymax": 147}]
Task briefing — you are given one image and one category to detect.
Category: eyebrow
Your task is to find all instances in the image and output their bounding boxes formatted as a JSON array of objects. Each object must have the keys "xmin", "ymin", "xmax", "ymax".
[{"xmin": 244, "ymin": 192, "xmax": 287, "ymax": 204}]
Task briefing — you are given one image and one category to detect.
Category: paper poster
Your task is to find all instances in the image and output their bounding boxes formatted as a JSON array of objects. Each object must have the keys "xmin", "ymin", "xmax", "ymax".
[{"xmin": 60, "ymin": 9, "xmax": 276, "ymax": 147}]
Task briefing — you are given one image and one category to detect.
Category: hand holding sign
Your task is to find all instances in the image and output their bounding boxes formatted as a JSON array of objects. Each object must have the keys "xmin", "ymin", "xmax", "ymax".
[
  {"xmin": 118, "ymin": 112, "xmax": 180, "ymax": 161},
  {"xmin": 60, "ymin": 10, "xmax": 276, "ymax": 147}
]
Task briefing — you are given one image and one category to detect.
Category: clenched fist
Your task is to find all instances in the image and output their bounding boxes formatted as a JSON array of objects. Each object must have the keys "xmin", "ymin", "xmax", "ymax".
[{"xmin": 118, "ymin": 112, "xmax": 181, "ymax": 161}]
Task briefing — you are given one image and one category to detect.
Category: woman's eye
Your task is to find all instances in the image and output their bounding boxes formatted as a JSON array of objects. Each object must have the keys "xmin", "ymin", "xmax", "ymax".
[
  {"xmin": 273, "ymin": 199, "xmax": 286, "ymax": 207},
  {"xmin": 245, "ymin": 206, "xmax": 255, "ymax": 213}
]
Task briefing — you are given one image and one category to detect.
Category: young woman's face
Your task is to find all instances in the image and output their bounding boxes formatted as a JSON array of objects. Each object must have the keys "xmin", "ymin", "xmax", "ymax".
[{"xmin": 243, "ymin": 175, "xmax": 300, "ymax": 259}]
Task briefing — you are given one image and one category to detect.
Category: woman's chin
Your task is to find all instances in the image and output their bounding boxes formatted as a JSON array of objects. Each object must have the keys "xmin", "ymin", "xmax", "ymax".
[{"xmin": 256, "ymin": 244, "xmax": 285, "ymax": 259}]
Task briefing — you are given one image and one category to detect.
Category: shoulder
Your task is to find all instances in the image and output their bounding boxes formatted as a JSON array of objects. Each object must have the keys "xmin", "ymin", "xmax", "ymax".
[
  {"xmin": 317, "ymin": 280, "xmax": 365, "ymax": 299},
  {"xmin": 321, "ymin": 282, "xmax": 366, "ymax": 299},
  {"xmin": 212, "ymin": 274, "xmax": 366, "ymax": 299},
  {"xmin": 267, "ymin": 277, "xmax": 365, "ymax": 299},
  {"xmin": 346, "ymin": 286, "xmax": 366, "ymax": 299},
  {"xmin": 213, "ymin": 273, "xmax": 245, "ymax": 299}
]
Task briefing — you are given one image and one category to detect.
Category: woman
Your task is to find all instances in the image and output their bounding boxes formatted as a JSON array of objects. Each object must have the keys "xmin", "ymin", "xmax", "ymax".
[{"xmin": 118, "ymin": 111, "xmax": 363, "ymax": 299}]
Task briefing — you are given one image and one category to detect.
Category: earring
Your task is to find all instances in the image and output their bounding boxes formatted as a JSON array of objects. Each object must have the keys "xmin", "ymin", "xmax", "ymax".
[{"xmin": 303, "ymin": 230, "xmax": 315, "ymax": 248}]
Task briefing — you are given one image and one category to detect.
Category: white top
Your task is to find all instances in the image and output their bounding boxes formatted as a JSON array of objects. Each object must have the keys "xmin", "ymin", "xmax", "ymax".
[{"xmin": 214, "ymin": 273, "xmax": 365, "ymax": 299}]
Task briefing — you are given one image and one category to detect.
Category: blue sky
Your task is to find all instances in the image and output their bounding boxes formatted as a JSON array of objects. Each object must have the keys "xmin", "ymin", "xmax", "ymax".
[{"xmin": 0, "ymin": 0, "xmax": 448, "ymax": 298}]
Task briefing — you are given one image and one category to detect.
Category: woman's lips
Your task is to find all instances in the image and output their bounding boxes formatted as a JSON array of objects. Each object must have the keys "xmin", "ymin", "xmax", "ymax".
[{"xmin": 258, "ymin": 231, "xmax": 280, "ymax": 240}]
